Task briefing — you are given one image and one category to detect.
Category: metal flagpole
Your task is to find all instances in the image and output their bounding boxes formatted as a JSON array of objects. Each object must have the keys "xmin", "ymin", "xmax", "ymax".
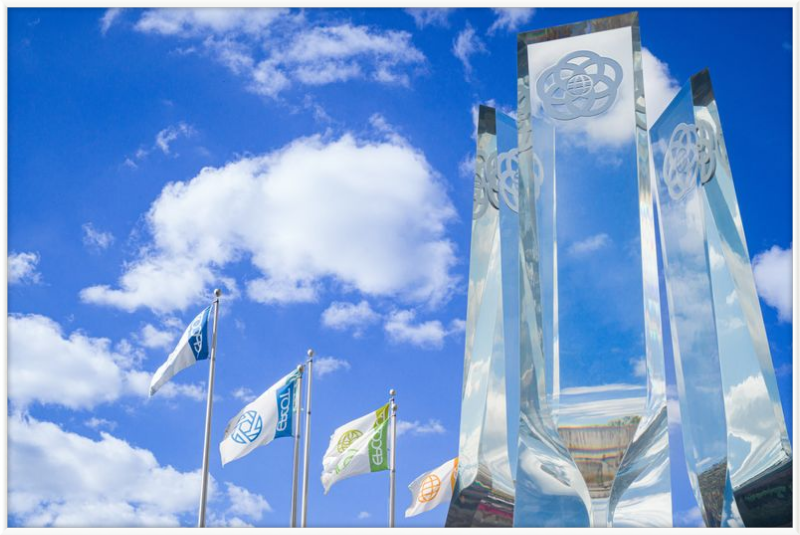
[
  {"xmin": 300, "ymin": 349, "xmax": 314, "ymax": 527},
  {"xmin": 290, "ymin": 364, "xmax": 304, "ymax": 527},
  {"xmin": 389, "ymin": 389, "xmax": 397, "ymax": 528},
  {"xmin": 198, "ymin": 288, "xmax": 222, "ymax": 528}
]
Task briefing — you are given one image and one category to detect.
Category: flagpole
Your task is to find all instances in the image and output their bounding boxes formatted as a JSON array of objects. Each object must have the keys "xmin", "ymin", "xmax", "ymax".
[
  {"xmin": 389, "ymin": 389, "xmax": 397, "ymax": 528},
  {"xmin": 198, "ymin": 288, "xmax": 222, "ymax": 528},
  {"xmin": 300, "ymin": 349, "xmax": 314, "ymax": 528},
  {"xmin": 290, "ymin": 364, "xmax": 304, "ymax": 527}
]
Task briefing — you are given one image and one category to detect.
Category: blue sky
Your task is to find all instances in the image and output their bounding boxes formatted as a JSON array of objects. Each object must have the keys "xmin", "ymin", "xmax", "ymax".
[{"xmin": 6, "ymin": 7, "xmax": 793, "ymax": 528}]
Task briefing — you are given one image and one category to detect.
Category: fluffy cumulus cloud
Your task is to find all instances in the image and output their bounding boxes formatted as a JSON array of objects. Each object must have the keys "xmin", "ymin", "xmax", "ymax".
[
  {"xmin": 396, "ymin": 419, "xmax": 446, "ymax": 437},
  {"xmin": 8, "ymin": 314, "xmax": 202, "ymax": 410},
  {"xmin": 130, "ymin": 9, "xmax": 426, "ymax": 98},
  {"xmin": 134, "ymin": 8, "xmax": 288, "ymax": 37},
  {"xmin": 100, "ymin": 8, "xmax": 124, "ymax": 35},
  {"xmin": 81, "ymin": 131, "xmax": 457, "ymax": 314},
  {"xmin": 405, "ymin": 8, "xmax": 454, "ymax": 29},
  {"xmin": 313, "ymin": 356, "xmax": 351, "ymax": 379},
  {"xmin": 384, "ymin": 310, "xmax": 462, "ymax": 349},
  {"xmin": 452, "ymin": 23, "xmax": 487, "ymax": 79},
  {"xmin": 752, "ymin": 244, "xmax": 792, "ymax": 322},
  {"xmin": 488, "ymin": 8, "xmax": 536, "ymax": 34},
  {"xmin": 321, "ymin": 300, "xmax": 380, "ymax": 336},
  {"xmin": 8, "ymin": 251, "xmax": 41, "ymax": 285},
  {"xmin": 8, "ymin": 414, "xmax": 269, "ymax": 527}
]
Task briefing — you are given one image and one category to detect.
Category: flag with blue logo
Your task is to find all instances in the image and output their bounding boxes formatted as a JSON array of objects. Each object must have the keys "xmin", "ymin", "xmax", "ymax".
[
  {"xmin": 149, "ymin": 306, "xmax": 212, "ymax": 397},
  {"xmin": 219, "ymin": 368, "xmax": 301, "ymax": 466}
]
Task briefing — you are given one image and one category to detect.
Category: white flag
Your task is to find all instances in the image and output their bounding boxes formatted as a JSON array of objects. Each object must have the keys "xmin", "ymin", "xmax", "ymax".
[
  {"xmin": 405, "ymin": 458, "xmax": 458, "ymax": 518},
  {"xmin": 321, "ymin": 403, "xmax": 390, "ymax": 494},
  {"xmin": 149, "ymin": 306, "xmax": 212, "ymax": 397},
  {"xmin": 219, "ymin": 368, "xmax": 301, "ymax": 466}
]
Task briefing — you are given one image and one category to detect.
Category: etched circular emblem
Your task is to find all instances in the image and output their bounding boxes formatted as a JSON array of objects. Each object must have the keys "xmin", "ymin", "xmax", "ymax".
[
  {"xmin": 662, "ymin": 123, "xmax": 698, "ymax": 201},
  {"xmin": 231, "ymin": 410, "xmax": 263, "ymax": 444},
  {"xmin": 337, "ymin": 429, "xmax": 363, "ymax": 453},
  {"xmin": 537, "ymin": 50, "xmax": 623, "ymax": 121},
  {"xmin": 418, "ymin": 474, "xmax": 441, "ymax": 503},
  {"xmin": 473, "ymin": 149, "xmax": 499, "ymax": 219},
  {"xmin": 696, "ymin": 119, "xmax": 717, "ymax": 184},
  {"xmin": 497, "ymin": 148, "xmax": 520, "ymax": 213}
]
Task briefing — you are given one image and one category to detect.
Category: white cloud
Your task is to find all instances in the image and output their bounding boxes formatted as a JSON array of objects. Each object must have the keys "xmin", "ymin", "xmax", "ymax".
[
  {"xmin": 567, "ymin": 233, "xmax": 610, "ymax": 255},
  {"xmin": 452, "ymin": 23, "xmax": 486, "ymax": 79},
  {"xmin": 135, "ymin": 8, "xmax": 288, "ymax": 37},
  {"xmin": 405, "ymin": 8, "xmax": 454, "ymax": 29},
  {"xmin": 82, "ymin": 223, "xmax": 115, "ymax": 252},
  {"xmin": 232, "ymin": 387, "xmax": 256, "ymax": 403},
  {"xmin": 82, "ymin": 132, "xmax": 457, "ymax": 314},
  {"xmin": 313, "ymin": 356, "xmax": 351, "ymax": 379},
  {"xmin": 396, "ymin": 419, "xmax": 446, "ymax": 437},
  {"xmin": 137, "ymin": 323, "xmax": 178, "ymax": 350},
  {"xmin": 752, "ymin": 244, "xmax": 792, "ymax": 322},
  {"xmin": 458, "ymin": 151, "xmax": 474, "ymax": 179},
  {"xmin": 357, "ymin": 511, "xmax": 371, "ymax": 520},
  {"xmin": 384, "ymin": 309, "xmax": 461, "ymax": 349},
  {"xmin": 8, "ymin": 414, "xmax": 212, "ymax": 526},
  {"xmin": 321, "ymin": 300, "xmax": 380, "ymax": 336},
  {"xmin": 155, "ymin": 122, "xmax": 195, "ymax": 155},
  {"xmin": 8, "ymin": 415, "xmax": 269, "ymax": 527},
  {"xmin": 100, "ymin": 8, "xmax": 124, "ymax": 35},
  {"xmin": 8, "ymin": 251, "xmax": 41, "ymax": 285},
  {"xmin": 557, "ymin": 396, "xmax": 645, "ymax": 426},
  {"xmin": 84, "ymin": 417, "xmax": 117, "ymax": 432},
  {"xmin": 642, "ymin": 48, "xmax": 681, "ymax": 129},
  {"xmin": 8, "ymin": 314, "xmax": 202, "ymax": 410},
  {"xmin": 223, "ymin": 483, "xmax": 272, "ymax": 521},
  {"xmin": 630, "ymin": 356, "xmax": 646, "ymax": 378},
  {"xmin": 488, "ymin": 8, "xmax": 535, "ymax": 34},
  {"xmin": 135, "ymin": 11, "xmax": 425, "ymax": 98}
]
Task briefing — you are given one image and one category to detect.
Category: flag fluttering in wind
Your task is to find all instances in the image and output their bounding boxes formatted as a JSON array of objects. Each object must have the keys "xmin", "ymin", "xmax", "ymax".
[
  {"xmin": 321, "ymin": 403, "xmax": 391, "ymax": 494},
  {"xmin": 149, "ymin": 306, "xmax": 212, "ymax": 396},
  {"xmin": 220, "ymin": 368, "xmax": 302, "ymax": 465},
  {"xmin": 405, "ymin": 458, "xmax": 458, "ymax": 518}
]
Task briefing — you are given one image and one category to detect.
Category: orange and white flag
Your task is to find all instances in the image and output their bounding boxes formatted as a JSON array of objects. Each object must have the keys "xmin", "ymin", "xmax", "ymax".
[{"xmin": 404, "ymin": 457, "xmax": 458, "ymax": 518}]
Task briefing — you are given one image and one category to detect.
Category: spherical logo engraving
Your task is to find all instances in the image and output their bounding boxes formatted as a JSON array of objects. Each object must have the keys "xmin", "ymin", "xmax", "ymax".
[
  {"xmin": 337, "ymin": 429, "xmax": 363, "ymax": 453},
  {"xmin": 418, "ymin": 474, "xmax": 441, "ymax": 503},
  {"xmin": 695, "ymin": 119, "xmax": 717, "ymax": 184},
  {"xmin": 231, "ymin": 410, "xmax": 263, "ymax": 444},
  {"xmin": 662, "ymin": 123, "xmax": 699, "ymax": 201},
  {"xmin": 537, "ymin": 50, "xmax": 623, "ymax": 121}
]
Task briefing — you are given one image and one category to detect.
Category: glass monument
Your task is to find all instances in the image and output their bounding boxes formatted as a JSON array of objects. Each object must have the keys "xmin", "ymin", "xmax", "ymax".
[{"xmin": 651, "ymin": 69, "xmax": 792, "ymax": 527}]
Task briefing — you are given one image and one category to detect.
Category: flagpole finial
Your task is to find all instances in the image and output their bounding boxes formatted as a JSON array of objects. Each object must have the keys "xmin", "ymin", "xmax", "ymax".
[
  {"xmin": 307, "ymin": 348, "xmax": 314, "ymax": 359},
  {"xmin": 390, "ymin": 389, "xmax": 396, "ymax": 398},
  {"xmin": 214, "ymin": 288, "xmax": 222, "ymax": 298}
]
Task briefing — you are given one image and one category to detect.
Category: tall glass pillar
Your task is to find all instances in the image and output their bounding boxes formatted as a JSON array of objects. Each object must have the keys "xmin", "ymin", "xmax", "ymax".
[
  {"xmin": 515, "ymin": 12, "xmax": 671, "ymax": 527},
  {"xmin": 651, "ymin": 69, "xmax": 792, "ymax": 527},
  {"xmin": 446, "ymin": 106, "xmax": 518, "ymax": 527}
]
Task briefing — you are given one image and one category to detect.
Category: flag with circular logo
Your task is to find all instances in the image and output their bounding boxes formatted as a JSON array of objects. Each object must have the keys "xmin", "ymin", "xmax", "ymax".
[
  {"xmin": 321, "ymin": 403, "xmax": 390, "ymax": 494},
  {"xmin": 405, "ymin": 458, "xmax": 458, "ymax": 518},
  {"xmin": 219, "ymin": 368, "xmax": 300, "ymax": 466},
  {"xmin": 149, "ymin": 306, "xmax": 211, "ymax": 397}
]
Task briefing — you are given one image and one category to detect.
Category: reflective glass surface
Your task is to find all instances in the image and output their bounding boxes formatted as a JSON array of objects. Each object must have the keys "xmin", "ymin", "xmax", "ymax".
[
  {"xmin": 651, "ymin": 70, "xmax": 792, "ymax": 527},
  {"xmin": 446, "ymin": 106, "xmax": 516, "ymax": 527},
  {"xmin": 516, "ymin": 12, "xmax": 671, "ymax": 527}
]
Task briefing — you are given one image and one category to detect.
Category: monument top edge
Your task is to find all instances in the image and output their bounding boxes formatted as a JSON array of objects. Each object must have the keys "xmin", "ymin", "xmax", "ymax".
[{"xmin": 517, "ymin": 11, "xmax": 638, "ymax": 47}]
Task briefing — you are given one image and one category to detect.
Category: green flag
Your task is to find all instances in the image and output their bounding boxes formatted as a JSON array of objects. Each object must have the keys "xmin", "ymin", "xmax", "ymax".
[{"xmin": 321, "ymin": 403, "xmax": 390, "ymax": 493}]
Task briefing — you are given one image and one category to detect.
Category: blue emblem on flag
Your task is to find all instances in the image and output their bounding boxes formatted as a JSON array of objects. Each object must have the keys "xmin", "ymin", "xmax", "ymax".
[
  {"xmin": 231, "ymin": 410, "xmax": 263, "ymax": 444},
  {"xmin": 188, "ymin": 306, "xmax": 211, "ymax": 361}
]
